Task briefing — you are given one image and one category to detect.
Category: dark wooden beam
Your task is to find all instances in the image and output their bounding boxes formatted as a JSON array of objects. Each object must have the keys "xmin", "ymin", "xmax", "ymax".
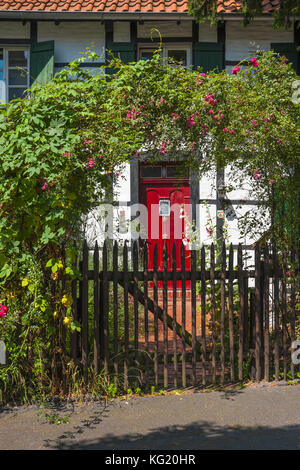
[
  {"xmin": 294, "ymin": 20, "xmax": 300, "ymax": 75},
  {"xmin": 0, "ymin": 38, "xmax": 31, "ymax": 44},
  {"xmin": 30, "ymin": 20, "xmax": 37, "ymax": 43},
  {"xmin": 217, "ymin": 20, "xmax": 226, "ymax": 69}
]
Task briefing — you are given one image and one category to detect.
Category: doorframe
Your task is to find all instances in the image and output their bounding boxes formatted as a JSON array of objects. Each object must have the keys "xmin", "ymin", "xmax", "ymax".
[{"xmin": 130, "ymin": 159, "xmax": 199, "ymax": 229}]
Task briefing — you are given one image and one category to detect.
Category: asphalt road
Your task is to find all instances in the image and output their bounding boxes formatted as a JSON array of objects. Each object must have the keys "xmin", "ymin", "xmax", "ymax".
[{"xmin": 1, "ymin": 382, "xmax": 300, "ymax": 450}]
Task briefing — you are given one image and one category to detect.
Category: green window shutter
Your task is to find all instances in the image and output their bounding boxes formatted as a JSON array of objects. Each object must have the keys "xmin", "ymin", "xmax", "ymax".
[
  {"xmin": 193, "ymin": 42, "xmax": 224, "ymax": 72},
  {"xmin": 106, "ymin": 42, "xmax": 136, "ymax": 75},
  {"xmin": 30, "ymin": 41, "xmax": 54, "ymax": 86},
  {"xmin": 271, "ymin": 43, "xmax": 299, "ymax": 73}
]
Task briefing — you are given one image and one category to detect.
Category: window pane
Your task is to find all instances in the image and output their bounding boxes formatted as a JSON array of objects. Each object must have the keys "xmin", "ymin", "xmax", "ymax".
[
  {"xmin": 139, "ymin": 50, "xmax": 155, "ymax": 61},
  {"xmin": 0, "ymin": 48, "xmax": 3, "ymax": 81},
  {"xmin": 167, "ymin": 50, "xmax": 187, "ymax": 66},
  {"xmin": 166, "ymin": 166, "xmax": 189, "ymax": 178},
  {"xmin": 141, "ymin": 166, "xmax": 162, "ymax": 178},
  {"xmin": 8, "ymin": 87, "xmax": 26, "ymax": 100},
  {"xmin": 9, "ymin": 68, "xmax": 28, "ymax": 86},
  {"xmin": 8, "ymin": 50, "xmax": 28, "ymax": 67}
]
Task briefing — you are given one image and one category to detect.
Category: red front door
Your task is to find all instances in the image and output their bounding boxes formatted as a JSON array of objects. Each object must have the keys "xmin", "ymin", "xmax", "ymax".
[{"xmin": 139, "ymin": 163, "xmax": 191, "ymax": 272}]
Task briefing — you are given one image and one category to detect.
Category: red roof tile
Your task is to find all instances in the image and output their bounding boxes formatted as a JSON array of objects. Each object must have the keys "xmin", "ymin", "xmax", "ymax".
[{"xmin": 0, "ymin": 0, "xmax": 280, "ymax": 14}]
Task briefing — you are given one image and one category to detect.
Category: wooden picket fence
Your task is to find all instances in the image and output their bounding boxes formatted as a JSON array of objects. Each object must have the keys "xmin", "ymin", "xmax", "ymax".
[{"xmin": 71, "ymin": 240, "xmax": 299, "ymax": 389}]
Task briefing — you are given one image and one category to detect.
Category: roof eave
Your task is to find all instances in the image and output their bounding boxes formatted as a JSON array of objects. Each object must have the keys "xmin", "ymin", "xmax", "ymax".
[{"xmin": 0, "ymin": 10, "xmax": 279, "ymax": 21}]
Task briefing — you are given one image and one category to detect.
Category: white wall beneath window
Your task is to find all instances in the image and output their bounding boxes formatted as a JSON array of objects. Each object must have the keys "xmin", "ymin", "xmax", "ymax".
[
  {"xmin": 0, "ymin": 22, "xmax": 30, "ymax": 39},
  {"xmin": 137, "ymin": 21, "xmax": 192, "ymax": 38},
  {"xmin": 37, "ymin": 21, "xmax": 105, "ymax": 66},
  {"xmin": 198, "ymin": 22, "xmax": 218, "ymax": 43},
  {"xmin": 113, "ymin": 22, "xmax": 131, "ymax": 43},
  {"xmin": 114, "ymin": 163, "xmax": 131, "ymax": 202},
  {"xmin": 226, "ymin": 20, "xmax": 294, "ymax": 62},
  {"xmin": 199, "ymin": 171, "xmax": 216, "ymax": 199}
]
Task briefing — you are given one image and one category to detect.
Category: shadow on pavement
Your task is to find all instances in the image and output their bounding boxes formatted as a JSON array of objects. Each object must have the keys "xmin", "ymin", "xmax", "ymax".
[
  {"xmin": 50, "ymin": 420, "xmax": 300, "ymax": 450},
  {"xmin": 43, "ymin": 402, "xmax": 110, "ymax": 448}
]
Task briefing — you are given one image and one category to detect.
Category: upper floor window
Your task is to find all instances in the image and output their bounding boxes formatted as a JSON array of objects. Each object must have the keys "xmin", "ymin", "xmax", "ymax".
[
  {"xmin": 139, "ymin": 45, "xmax": 191, "ymax": 67},
  {"xmin": 0, "ymin": 47, "xmax": 29, "ymax": 103},
  {"xmin": 166, "ymin": 48, "xmax": 189, "ymax": 66}
]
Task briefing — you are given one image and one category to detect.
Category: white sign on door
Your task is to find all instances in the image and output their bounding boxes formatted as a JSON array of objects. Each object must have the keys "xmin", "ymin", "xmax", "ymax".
[{"xmin": 159, "ymin": 200, "xmax": 170, "ymax": 217}]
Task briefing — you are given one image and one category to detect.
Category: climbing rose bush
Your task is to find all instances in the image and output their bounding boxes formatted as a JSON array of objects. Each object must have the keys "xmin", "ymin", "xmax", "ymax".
[{"xmin": 0, "ymin": 48, "xmax": 299, "ymax": 401}]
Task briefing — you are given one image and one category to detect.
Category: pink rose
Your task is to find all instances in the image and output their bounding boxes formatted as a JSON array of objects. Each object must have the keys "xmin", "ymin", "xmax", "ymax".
[
  {"xmin": 0, "ymin": 304, "xmax": 7, "ymax": 318},
  {"xmin": 86, "ymin": 159, "xmax": 96, "ymax": 169},
  {"xmin": 186, "ymin": 117, "xmax": 196, "ymax": 128},
  {"xmin": 232, "ymin": 66, "xmax": 240, "ymax": 75}
]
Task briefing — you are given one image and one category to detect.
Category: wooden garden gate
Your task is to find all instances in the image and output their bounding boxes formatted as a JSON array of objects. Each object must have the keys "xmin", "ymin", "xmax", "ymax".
[{"xmin": 71, "ymin": 240, "xmax": 299, "ymax": 389}]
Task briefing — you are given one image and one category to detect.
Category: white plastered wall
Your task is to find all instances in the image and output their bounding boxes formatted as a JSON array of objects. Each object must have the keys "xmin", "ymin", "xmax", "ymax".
[
  {"xmin": 37, "ymin": 21, "xmax": 105, "ymax": 74},
  {"xmin": 113, "ymin": 22, "xmax": 131, "ymax": 43},
  {"xmin": 198, "ymin": 22, "xmax": 218, "ymax": 42},
  {"xmin": 137, "ymin": 21, "xmax": 192, "ymax": 38},
  {"xmin": 225, "ymin": 20, "xmax": 293, "ymax": 73},
  {"xmin": 0, "ymin": 22, "xmax": 30, "ymax": 38}
]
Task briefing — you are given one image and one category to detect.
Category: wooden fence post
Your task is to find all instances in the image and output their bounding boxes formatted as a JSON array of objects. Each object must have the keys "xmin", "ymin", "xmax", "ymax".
[
  {"xmin": 132, "ymin": 241, "xmax": 139, "ymax": 368},
  {"xmin": 210, "ymin": 244, "xmax": 216, "ymax": 384},
  {"xmin": 220, "ymin": 242, "xmax": 226, "ymax": 384},
  {"xmin": 249, "ymin": 291, "xmax": 256, "ymax": 381},
  {"xmin": 163, "ymin": 242, "xmax": 168, "ymax": 389},
  {"xmin": 263, "ymin": 245, "xmax": 270, "ymax": 382},
  {"xmin": 201, "ymin": 245, "xmax": 206, "ymax": 385},
  {"xmin": 243, "ymin": 276, "xmax": 249, "ymax": 359},
  {"xmin": 191, "ymin": 248, "xmax": 197, "ymax": 387},
  {"xmin": 172, "ymin": 243, "xmax": 178, "ymax": 389},
  {"xmin": 228, "ymin": 244, "xmax": 235, "ymax": 381},
  {"xmin": 71, "ymin": 254, "xmax": 79, "ymax": 364},
  {"xmin": 255, "ymin": 245, "xmax": 262, "ymax": 381},
  {"xmin": 123, "ymin": 242, "xmax": 129, "ymax": 390},
  {"xmin": 102, "ymin": 240, "xmax": 109, "ymax": 378},
  {"xmin": 93, "ymin": 242, "xmax": 100, "ymax": 374},
  {"xmin": 181, "ymin": 242, "xmax": 187, "ymax": 388},
  {"xmin": 143, "ymin": 243, "xmax": 149, "ymax": 385},
  {"xmin": 273, "ymin": 245, "xmax": 280, "ymax": 381},
  {"xmin": 81, "ymin": 240, "xmax": 89, "ymax": 385},
  {"xmin": 282, "ymin": 250, "xmax": 288, "ymax": 381},
  {"xmin": 238, "ymin": 244, "xmax": 244, "ymax": 381},
  {"xmin": 153, "ymin": 243, "xmax": 159, "ymax": 387},
  {"xmin": 290, "ymin": 248, "xmax": 296, "ymax": 379},
  {"xmin": 113, "ymin": 241, "xmax": 119, "ymax": 384}
]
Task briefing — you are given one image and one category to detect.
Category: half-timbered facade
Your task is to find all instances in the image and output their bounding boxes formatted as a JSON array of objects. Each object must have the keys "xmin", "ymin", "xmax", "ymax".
[{"xmin": 0, "ymin": 1, "xmax": 299, "ymax": 261}]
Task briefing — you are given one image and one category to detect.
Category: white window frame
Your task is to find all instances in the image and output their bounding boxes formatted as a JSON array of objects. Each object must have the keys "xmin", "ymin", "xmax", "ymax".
[
  {"xmin": 138, "ymin": 43, "xmax": 192, "ymax": 67},
  {"xmin": 164, "ymin": 44, "xmax": 192, "ymax": 67},
  {"xmin": 0, "ymin": 46, "xmax": 30, "ymax": 103}
]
